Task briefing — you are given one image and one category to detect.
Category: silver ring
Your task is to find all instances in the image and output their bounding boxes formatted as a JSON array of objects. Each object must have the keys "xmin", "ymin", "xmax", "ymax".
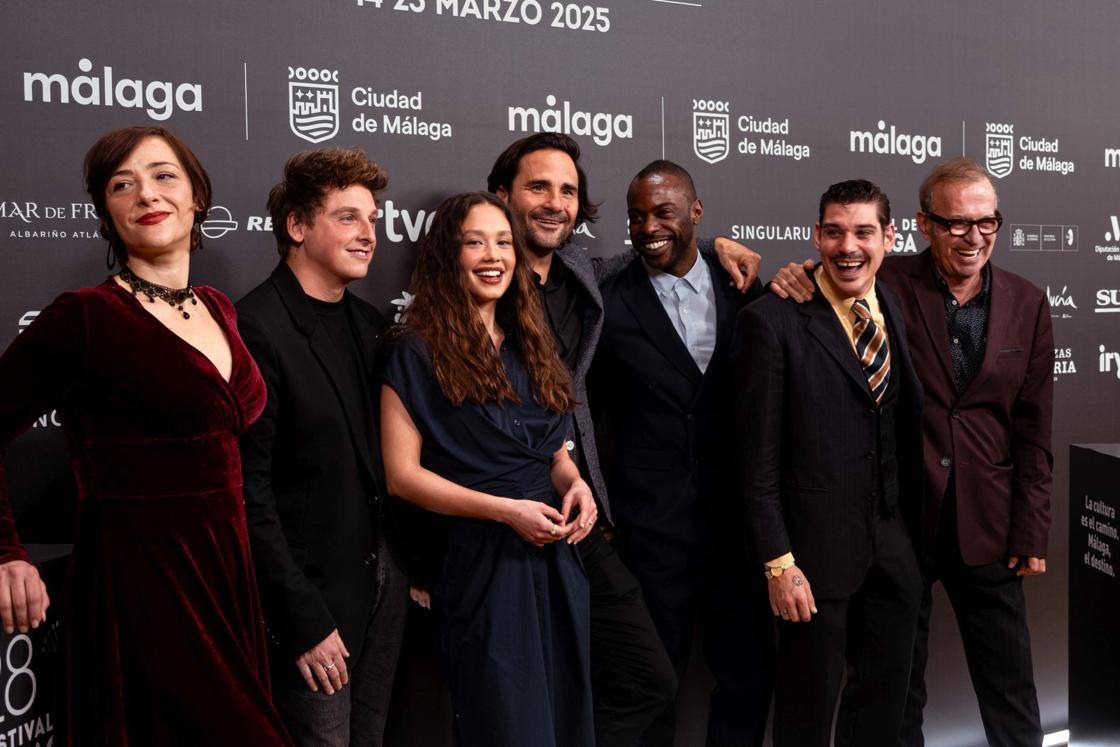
[{"xmin": 325, "ymin": 662, "xmax": 336, "ymax": 671}]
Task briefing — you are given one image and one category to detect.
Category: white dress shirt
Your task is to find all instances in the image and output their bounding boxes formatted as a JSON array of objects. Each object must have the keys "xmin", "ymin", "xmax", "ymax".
[{"xmin": 645, "ymin": 251, "xmax": 717, "ymax": 373}]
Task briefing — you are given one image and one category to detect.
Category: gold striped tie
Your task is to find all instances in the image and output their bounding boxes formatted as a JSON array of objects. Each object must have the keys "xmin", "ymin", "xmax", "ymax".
[{"xmin": 851, "ymin": 298, "xmax": 890, "ymax": 405}]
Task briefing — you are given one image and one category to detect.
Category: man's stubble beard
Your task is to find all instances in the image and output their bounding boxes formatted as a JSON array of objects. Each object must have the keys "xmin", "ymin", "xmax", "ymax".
[{"xmin": 524, "ymin": 228, "xmax": 573, "ymax": 258}]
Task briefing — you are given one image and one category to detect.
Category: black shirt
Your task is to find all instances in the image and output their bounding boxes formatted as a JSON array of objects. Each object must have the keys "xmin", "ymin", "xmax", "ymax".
[
  {"xmin": 535, "ymin": 253, "xmax": 586, "ymax": 374},
  {"xmin": 931, "ymin": 256, "xmax": 991, "ymax": 394},
  {"xmin": 308, "ymin": 295, "xmax": 373, "ymax": 438}
]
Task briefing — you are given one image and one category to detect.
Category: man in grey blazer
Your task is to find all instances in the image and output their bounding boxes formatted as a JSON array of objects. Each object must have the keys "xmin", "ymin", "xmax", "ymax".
[{"xmin": 487, "ymin": 132, "xmax": 759, "ymax": 746}]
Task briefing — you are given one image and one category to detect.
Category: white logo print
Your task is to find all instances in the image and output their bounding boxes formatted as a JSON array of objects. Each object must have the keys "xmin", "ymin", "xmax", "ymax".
[
  {"xmin": 692, "ymin": 100, "xmax": 730, "ymax": 165},
  {"xmin": 289, "ymin": 67, "xmax": 339, "ymax": 144},
  {"xmin": 1100, "ymin": 345, "xmax": 1120, "ymax": 379},
  {"xmin": 507, "ymin": 94, "xmax": 633, "ymax": 147},
  {"xmin": 848, "ymin": 120, "xmax": 941, "ymax": 164},
  {"xmin": 201, "ymin": 206, "xmax": 238, "ymax": 239},
  {"xmin": 391, "ymin": 291, "xmax": 414, "ymax": 324},
  {"xmin": 573, "ymin": 222, "xmax": 596, "ymax": 240},
  {"xmin": 1047, "ymin": 285, "xmax": 1077, "ymax": 319},
  {"xmin": 1053, "ymin": 347, "xmax": 1076, "ymax": 380},
  {"xmin": 1105, "ymin": 216, "xmax": 1120, "ymax": 242},
  {"xmin": 1096, "ymin": 290, "xmax": 1120, "ymax": 314},
  {"xmin": 985, "ymin": 123, "xmax": 1014, "ymax": 179},
  {"xmin": 23, "ymin": 58, "xmax": 202, "ymax": 121},
  {"xmin": 18, "ymin": 311, "xmax": 39, "ymax": 334}
]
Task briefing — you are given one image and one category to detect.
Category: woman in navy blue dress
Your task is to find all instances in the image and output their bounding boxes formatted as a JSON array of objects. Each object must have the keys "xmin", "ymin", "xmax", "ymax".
[{"xmin": 380, "ymin": 192, "xmax": 596, "ymax": 746}]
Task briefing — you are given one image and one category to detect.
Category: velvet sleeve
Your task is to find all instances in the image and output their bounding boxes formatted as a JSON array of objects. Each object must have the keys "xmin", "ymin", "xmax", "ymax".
[{"xmin": 0, "ymin": 292, "xmax": 88, "ymax": 563}]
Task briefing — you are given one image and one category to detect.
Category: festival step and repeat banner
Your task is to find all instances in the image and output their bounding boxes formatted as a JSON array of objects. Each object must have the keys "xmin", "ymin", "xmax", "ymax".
[{"xmin": 2, "ymin": 1, "xmax": 1119, "ymax": 744}]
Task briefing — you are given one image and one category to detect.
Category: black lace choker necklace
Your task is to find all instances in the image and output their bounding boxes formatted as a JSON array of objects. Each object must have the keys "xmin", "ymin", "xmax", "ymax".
[{"xmin": 118, "ymin": 266, "xmax": 198, "ymax": 319}]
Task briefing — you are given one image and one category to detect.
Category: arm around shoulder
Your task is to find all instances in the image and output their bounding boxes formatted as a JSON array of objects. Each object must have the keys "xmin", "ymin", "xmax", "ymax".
[{"xmin": 590, "ymin": 247, "xmax": 635, "ymax": 284}]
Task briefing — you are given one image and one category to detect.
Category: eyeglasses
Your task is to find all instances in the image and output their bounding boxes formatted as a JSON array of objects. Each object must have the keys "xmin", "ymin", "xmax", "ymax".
[{"xmin": 923, "ymin": 210, "xmax": 1003, "ymax": 237}]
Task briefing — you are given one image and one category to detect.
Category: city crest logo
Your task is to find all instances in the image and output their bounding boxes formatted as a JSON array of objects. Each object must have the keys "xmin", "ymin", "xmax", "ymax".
[
  {"xmin": 985, "ymin": 122, "xmax": 1014, "ymax": 179},
  {"xmin": 288, "ymin": 67, "xmax": 339, "ymax": 144},
  {"xmin": 692, "ymin": 100, "xmax": 730, "ymax": 165}
]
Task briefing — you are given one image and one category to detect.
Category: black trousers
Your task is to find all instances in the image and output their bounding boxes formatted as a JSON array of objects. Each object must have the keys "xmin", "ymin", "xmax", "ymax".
[
  {"xmin": 773, "ymin": 511, "xmax": 921, "ymax": 747},
  {"xmin": 900, "ymin": 490, "xmax": 1042, "ymax": 747},
  {"xmin": 272, "ymin": 535, "xmax": 409, "ymax": 747},
  {"xmin": 579, "ymin": 526, "xmax": 678, "ymax": 747},
  {"xmin": 620, "ymin": 533, "xmax": 775, "ymax": 747}
]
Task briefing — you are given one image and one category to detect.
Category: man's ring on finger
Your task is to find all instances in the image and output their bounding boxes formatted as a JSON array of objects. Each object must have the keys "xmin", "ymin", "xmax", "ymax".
[
  {"xmin": 549, "ymin": 523, "xmax": 557, "ymax": 536},
  {"xmin": 325, "ymin": 661, "xmax": 336, "ymax": 671}
]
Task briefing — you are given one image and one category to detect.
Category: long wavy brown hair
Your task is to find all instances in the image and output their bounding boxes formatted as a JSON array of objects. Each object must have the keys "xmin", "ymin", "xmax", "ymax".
[{"xmin": 402, "ymin": 192, "xmax": 573, "ymax": 413}]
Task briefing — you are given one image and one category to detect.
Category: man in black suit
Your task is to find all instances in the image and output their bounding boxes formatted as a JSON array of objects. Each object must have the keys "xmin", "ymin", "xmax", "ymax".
[
  {"xmin": 768, "ymin": 161, "xmax": 1053, "ymax": 747},
  {"xmin": 237, "ymin": 148, "xmax": 407, "ymax": 746},
  {"xmin": 734, "ymin": 179, "xmax": 923, "ymax": 747},
  {"xmin": 591, "ymin": 160, "xmax": 774, "ymax": 746}
]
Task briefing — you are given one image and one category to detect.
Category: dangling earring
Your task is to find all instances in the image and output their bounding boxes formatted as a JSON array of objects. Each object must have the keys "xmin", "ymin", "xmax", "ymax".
[
  {"xmin": 101, "ymin": 222, "xmax": 117, "ymax": 269},
  {"xmin": 192, "ymin": 211, "xmax": 205, "ymax": 253}
]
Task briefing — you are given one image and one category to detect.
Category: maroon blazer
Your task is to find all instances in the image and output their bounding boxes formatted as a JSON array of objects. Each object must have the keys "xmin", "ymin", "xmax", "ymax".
[{"xmin": 878, "ymin": 250, "xmax": 1054, "ymax": 565}]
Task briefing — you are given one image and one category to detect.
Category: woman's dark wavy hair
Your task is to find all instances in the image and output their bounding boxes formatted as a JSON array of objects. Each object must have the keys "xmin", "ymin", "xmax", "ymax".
[
  {"xmin": 401, "ymin": 191, "xmax": 574, "ymax": 412},
  {"xmin": 83, "ymin": 126, "xmax": 212, "ymax": 268}
]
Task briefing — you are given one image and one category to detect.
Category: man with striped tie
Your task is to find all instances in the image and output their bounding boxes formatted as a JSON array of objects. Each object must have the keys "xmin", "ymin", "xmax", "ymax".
[
  {"xmin": 768, "ymin": 161, "xmax": 1053, "ymax": 747},
  {"xmin": 732, "ymin": 179, "xmax": 925, "ymax": 747}
]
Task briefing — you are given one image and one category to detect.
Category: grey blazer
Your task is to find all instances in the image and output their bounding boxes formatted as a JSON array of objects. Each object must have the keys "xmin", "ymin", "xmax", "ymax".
[{"xmin": 552, "ymin": 243, "xmax": 631, "ymax": 525}]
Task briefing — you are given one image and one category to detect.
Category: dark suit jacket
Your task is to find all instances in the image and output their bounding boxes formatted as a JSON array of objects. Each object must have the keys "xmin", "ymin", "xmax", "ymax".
[
  {"xmin": 734, "ymin": 278, "xmax": 923, "ymax": 599},
  {"xmin": 237, "ymin": 262, "xmax": 387, "ymax": 660},
  {"xmin": 550, "ymin": 242, "xmax": 717, "ymax": 527},
  {"xmin": 878, "ymin": 250, "xmax": 1053, "ymax": 565},
  {"xmin": 592, "ymin": 243, "xmax": 764, "ymax": 558}
]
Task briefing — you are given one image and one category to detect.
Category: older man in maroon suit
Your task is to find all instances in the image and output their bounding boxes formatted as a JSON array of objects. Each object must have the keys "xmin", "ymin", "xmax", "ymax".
[{"xmin": 772, "ymin": 158, "xmax": 1054, "ymax": 747}]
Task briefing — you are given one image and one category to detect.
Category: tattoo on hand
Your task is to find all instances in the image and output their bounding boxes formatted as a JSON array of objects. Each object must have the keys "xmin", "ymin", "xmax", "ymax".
[{"xmin": 793, "ymin": 576, "xmax": 804, "ymax": 587}]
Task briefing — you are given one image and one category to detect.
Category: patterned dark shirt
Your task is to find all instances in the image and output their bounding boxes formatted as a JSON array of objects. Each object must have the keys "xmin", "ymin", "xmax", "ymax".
[{"xmin": 930, "ymin": 255, "xmax": 991, "ymax": 393}]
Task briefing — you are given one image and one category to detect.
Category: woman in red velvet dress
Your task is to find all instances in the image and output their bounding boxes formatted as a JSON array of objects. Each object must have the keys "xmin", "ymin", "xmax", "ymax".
[{"xmin": 0, "ymin": 127, "xmax": 292, "ymax": 745}]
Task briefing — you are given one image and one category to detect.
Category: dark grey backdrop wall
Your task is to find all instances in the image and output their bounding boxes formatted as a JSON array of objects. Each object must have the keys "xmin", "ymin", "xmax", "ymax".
[{"xmin": 3, "ymin": 1, "xmax": 1119, "ymax": 744}]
